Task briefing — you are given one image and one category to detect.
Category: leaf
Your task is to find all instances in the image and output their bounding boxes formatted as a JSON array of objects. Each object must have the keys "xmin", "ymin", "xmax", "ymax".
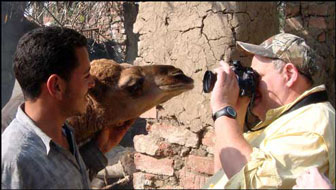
[{"xmin": 79, "ymin": 15, "xmax": 84, "ymax": 22}]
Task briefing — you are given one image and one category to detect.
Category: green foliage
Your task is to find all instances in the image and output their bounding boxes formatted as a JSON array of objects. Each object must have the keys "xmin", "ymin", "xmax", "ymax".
[{"xmin": 277, "ymin": 1, "xmax": 286, "ymax": 32}]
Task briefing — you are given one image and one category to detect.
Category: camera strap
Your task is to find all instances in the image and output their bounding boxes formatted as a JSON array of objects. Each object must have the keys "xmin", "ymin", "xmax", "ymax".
[{"xmin": 246, "ymin": 90, "xmax": 329, "ymax": 132}]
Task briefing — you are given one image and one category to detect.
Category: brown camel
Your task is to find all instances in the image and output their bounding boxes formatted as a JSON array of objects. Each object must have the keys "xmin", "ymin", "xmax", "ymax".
[{"xmin": 2, "ymin": 59, "xmax": 194, "ymax": 144}]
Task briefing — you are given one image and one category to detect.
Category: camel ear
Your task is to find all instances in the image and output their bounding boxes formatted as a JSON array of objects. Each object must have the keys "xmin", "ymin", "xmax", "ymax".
[{"xmin": 88, "ymin": 77, "xmax": 108, "ymax": 102}]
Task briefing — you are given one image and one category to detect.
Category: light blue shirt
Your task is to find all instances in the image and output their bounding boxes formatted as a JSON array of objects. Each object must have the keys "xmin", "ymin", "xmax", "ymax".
[{"xmin": 1, "ymin": 104, "xmax": 107, "ymax": 189}]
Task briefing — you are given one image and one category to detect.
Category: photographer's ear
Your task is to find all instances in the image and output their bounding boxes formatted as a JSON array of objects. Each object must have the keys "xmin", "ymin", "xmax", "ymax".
[
  {"xmin": 283, "ymin": 63, "xmax": 299, "ymax": 87},
  {"xmin": 46, "ymin": 74, "xmax": 66, "ymax": 100}
]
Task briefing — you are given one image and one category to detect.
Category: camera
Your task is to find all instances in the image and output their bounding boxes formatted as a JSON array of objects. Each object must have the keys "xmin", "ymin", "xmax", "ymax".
[{"xmin": 202, "ymin": 60, "xmax": 260, "ymax": 98}]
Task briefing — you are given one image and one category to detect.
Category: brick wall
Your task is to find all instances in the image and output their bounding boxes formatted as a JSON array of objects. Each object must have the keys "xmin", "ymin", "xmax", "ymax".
[{"xmin": 284, "ymin": 2, "xmax": 335, "ymax": 107}]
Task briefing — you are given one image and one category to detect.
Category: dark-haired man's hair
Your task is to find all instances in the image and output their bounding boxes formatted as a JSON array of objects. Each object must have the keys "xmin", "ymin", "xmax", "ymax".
[{"xmin": 13, "ymin": 26, "xmax": 87, "ymax": 100}]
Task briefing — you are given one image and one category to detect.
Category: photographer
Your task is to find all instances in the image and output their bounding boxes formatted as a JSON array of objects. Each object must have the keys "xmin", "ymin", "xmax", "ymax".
[{"xmin": 204, "ymin": 33, "xmax": 335, "ymax": 189}]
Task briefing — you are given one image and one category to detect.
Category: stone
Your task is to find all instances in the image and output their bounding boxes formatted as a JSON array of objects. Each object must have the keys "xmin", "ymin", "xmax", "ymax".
[
  {"xmin": 190, "ymin": 147, "xmax": 208, "ymax": 157},
  {"xmin": 189, "ymin": 118, "xmax": 203, "ymax": 133},
  {"xmin": 154, "ymin": 180, "xmax": 164, "ymax": 187},
  {"xmin": 149, "ymin": 123, "xmax": 199, "ymax": 148},
  {"xmin": 180, "ymin": 147, "xmax": 191, "ymax": 157},
  {"xmin": 133, "ymin": 134, "xmax": 160, "ymax": 156},
  {"xmin": 133, "ymin": 172, "xmax": 155, "ymax": 189},
  {"xmin": 174, "ymin": 158, "xmax": 185, "ymax": 170}
]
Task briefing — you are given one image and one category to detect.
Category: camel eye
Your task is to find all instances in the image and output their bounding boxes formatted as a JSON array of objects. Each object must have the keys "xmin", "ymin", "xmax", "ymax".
[{"xmin": 126, "ymin": 78, "xmax": 144, "ymax": 96}]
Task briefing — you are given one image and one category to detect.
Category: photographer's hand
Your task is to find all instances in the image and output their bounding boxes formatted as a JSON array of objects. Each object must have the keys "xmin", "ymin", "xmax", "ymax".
[
  {"xmin": 210, "ymin": 61, "xmax": 250, "ymax": 127},
  {"xmin": 210, "ymin": 60, "xmax": 238, "ymax": 110},
  {"xmin": 210, "ymin": 60, "xmax": 252, "ymax": 177}
]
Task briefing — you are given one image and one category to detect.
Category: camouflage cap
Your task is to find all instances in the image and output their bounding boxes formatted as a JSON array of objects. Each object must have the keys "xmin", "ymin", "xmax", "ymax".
[{"xmin": 237, "ymin": 33, "xmax": 319, "ymax": 82}]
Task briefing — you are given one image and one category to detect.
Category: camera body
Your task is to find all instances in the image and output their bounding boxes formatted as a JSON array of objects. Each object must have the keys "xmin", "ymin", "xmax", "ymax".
[{"xmin": 203, "ymin": 60, "xmax": 260, "ymax": 98}]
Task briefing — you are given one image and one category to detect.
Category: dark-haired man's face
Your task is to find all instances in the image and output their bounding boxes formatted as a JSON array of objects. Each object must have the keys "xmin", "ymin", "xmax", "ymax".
[{"xmin": 62, "ymin": 47, "xmax": 95, "ymax": 116}]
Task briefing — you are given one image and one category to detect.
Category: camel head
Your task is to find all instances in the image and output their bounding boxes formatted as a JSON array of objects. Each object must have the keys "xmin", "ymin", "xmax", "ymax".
[{"xmin": 68, "ymin": 59, "xmax": 194, "ymax": 143}]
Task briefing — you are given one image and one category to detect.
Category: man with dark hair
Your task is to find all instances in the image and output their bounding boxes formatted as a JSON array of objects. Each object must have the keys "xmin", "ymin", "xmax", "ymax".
[
  {"xmin": 1, "ymin": 26, "xmax": 132, "ymax": 188},
  {"xmin": 204, "ymin": 33, "xmax": 335, "ymax": 189}
]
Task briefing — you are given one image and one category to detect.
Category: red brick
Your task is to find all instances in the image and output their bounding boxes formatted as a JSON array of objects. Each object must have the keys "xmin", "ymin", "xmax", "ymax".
[
  {"xmin": 202, "ymin": 129, "xmax": 215, "ymax": 148},
  {"xmin": 134, "ymin": 153, "xmax": 174, "ymax": 176},
  {"xmin": 285, "ymin": 3, "xmax": 300, "ymax": 17},
  {"xmin": 327, "ymin": 17, "xmax": 335, "ymax": 30},
  {"xmin": 308, "ymin": 4, "xmax": 329, "ymax": 16},
  {"xmin": 161, "ymin": 185, "xmax": 183, "ymax": 189},
  {"xmin": 186, "ymin": 155, "xmax": 214, "ymax": 175},
  {"xmin": 179, "ymin": 167, "xmax": 210, "ymax": 189},
  {"xmin": 309, "ymin": 17, "xmax": 327, "ymax": 29},
  {"xmin": 156, "ymin": 141, "xmax": 175, "ymax": 157},
  {"xmin": 318, "ymin": 32, "xmax": 326, "ymax": 42}
]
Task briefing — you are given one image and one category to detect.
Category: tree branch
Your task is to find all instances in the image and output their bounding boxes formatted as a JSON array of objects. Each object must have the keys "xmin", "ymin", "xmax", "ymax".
[{"xmin": 42, "ymin": 3, "xmax": 63, "ymax": 26}]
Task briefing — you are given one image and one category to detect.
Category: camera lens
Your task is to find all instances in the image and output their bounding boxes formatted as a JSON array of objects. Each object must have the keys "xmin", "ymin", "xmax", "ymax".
[
  {"xmin": 203, "ymin": 71, "xmax": 217, "ymax": 93},
  {"xmin": 202, "ymin": 60, "xmax": 259, "ymax": 96}
]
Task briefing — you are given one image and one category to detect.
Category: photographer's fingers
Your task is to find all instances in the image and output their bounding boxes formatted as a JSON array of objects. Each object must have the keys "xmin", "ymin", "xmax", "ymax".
[
  {"xmin": 219, "ymin": 60, "xmax": 228, "ymax": 67},
  {"xmin": 210, "ymin": 61, "xmax": 239, "ymax": 113},
  {"xmin": 214, "ymin": 61, "xmax": 234, "ymax": 87},
  {"xmin": 217, "ymin": 60, "xmax": 239, "ymax": 96},
  {"xmin": 219, "ymin": 60, "xmax": 233, "ymax": 74}
]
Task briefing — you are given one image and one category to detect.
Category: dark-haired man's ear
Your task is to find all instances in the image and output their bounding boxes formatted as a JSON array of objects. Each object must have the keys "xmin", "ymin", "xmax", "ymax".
[
  {"xmin": 283, "ymin": 63, "xmax": 299, "ymax": 87},
  {"xmin": 46, "ymin": 74, "xmax": 66, "ymax": 100}
]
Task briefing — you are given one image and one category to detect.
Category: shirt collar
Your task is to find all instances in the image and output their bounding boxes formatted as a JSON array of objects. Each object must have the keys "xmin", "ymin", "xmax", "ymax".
[
  {"xmin": 16, "ymin": 103, "xmax": 53, "ymax": 154},
  {"xmin": 253, "ymin": 84, "xmax": 327, "ymax": 130}
]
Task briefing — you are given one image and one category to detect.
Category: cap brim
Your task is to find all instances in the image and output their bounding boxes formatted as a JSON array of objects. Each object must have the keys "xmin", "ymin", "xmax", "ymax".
[{"xmin": 236, "ymin": 41, "xmax": 278, "ymax": 59}]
